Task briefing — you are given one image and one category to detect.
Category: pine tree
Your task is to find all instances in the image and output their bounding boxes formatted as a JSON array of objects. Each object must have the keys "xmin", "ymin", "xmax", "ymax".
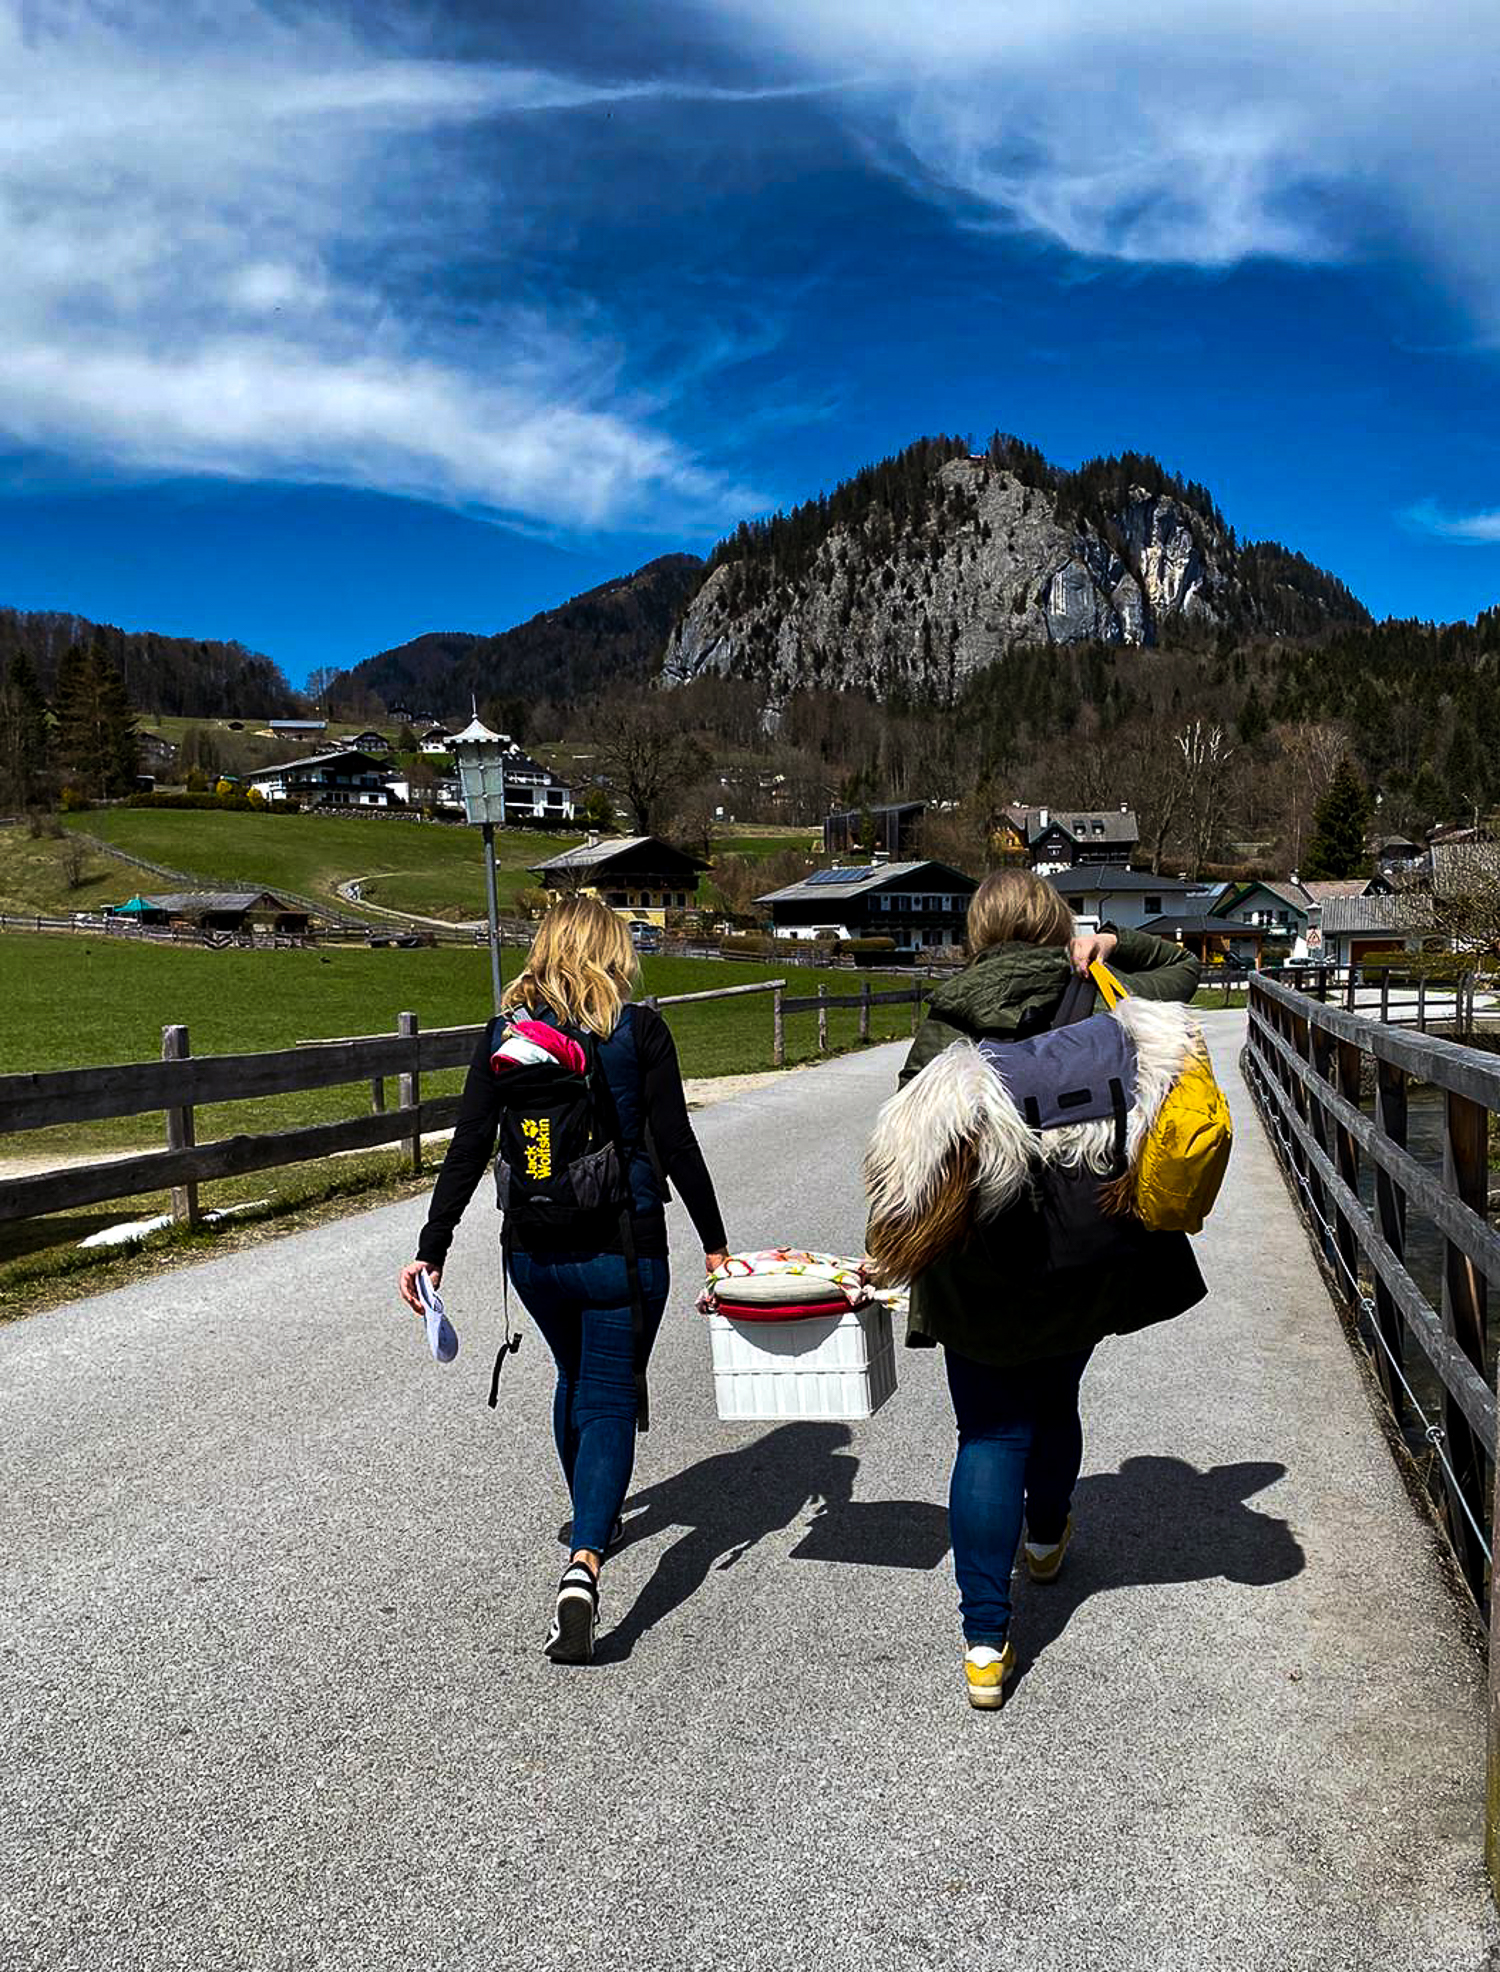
[
  {"xmin": 53, "ymin": 637, "xmax": 139, "ymax": 800},
  {"xmin": 1302, "ymin": 760, "xmax": 1371, "ymax": 879},
  {"xmin": 0, "ymin": 649, "xmax": 52, "ymax": 808}
]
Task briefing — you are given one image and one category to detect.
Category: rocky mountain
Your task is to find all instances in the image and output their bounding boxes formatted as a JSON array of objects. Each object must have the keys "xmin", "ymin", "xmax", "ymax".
[
  {"xmin": 335, "ymin": 554, "xmax": 704, "ymax": 716},
  {"xmin": 0, "ymin": 607, "xmax": 300, "ymax": 718},
  {"xmin": 661, "ymin": 435, "xmax": 1369, "ymax": 703}
]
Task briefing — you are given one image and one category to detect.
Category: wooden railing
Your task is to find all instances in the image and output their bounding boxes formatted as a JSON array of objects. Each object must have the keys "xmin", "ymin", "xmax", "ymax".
[
  {"xmin": 0, "ymin": 981, "xmax": 784, "ymax": 1228},
  {"xmin": 1243, "ymin": 971, "xmax": 1500, "ymax": 1895},
  {"xmin": 1261, "ymin": 962, "xmax": 1481, "ymax": 1032}
]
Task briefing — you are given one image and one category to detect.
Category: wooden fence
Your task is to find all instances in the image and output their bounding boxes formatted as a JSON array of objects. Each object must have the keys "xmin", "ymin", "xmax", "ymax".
[
  {"xmin": 0, "ymin": 973, "xmax": 945, "ymax": 1230},
  {"xmin": 1243, "ymin": 972, "xmax": 1500, "ymax": 1891},
  {"xmin": 1263, "ymin": 962, "xmax": 1481, "ymax": 1033}
]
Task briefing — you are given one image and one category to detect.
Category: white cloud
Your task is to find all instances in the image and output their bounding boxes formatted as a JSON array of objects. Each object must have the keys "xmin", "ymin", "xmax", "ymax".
[
  {"xmin": 1405, "ymin": 502, "xmax": 1500, "ymax": 546},
  {"xmin": 704, "ymin": 1, "xmax": 1500, "ymax": 324},
  {"xmin": 0, "ymin": 1, "xmax": 765, "ymax": 527}
]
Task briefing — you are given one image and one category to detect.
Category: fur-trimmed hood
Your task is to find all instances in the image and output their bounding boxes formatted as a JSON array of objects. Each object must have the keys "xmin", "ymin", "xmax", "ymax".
[{"xmin": 864, "ymin": 997, "xmax": 1204, "ymax": 1284}]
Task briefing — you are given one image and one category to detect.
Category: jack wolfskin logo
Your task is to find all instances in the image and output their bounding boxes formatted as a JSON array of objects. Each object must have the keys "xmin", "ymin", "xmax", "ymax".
[{"xmin": 521, "ymin": 1116, "xmax": 552, "ymax": 1179}]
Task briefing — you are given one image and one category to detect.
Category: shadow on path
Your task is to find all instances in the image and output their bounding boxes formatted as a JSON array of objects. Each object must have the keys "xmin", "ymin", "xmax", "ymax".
[
  {"xmin": 1009, "ymin": 1456, "xmax": 1305, "ymax": 1689},
  {"xmin": 593, "ymin": 1422, "xmax": 950, "ymax": 1662}
]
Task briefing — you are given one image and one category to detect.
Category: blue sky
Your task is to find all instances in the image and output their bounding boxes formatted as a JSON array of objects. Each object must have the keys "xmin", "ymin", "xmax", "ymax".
[{"xmin": 1, "ymin": 0, "xmax": 1498, "ymax": 687}]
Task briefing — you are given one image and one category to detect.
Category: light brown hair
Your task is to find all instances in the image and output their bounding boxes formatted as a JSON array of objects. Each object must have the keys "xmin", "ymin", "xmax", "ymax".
[
  {"xmin": 966, "ymin": 868, "xmax": 1075, "ymax": 952},
  {"xmin": 503, "ymin": 894, "xmax": 639, "ymax": 1037}
]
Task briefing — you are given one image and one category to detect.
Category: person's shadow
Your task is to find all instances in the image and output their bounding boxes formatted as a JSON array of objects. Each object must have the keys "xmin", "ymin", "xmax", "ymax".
[
  {"xmin": 575, "ymin": 1437, "xmax": 1304, "ymax": 1670},
  {"xmin": 590, "ymin": 1421, "xmax": 950, "ymax": 1662},
  {"xmin": 1006, "ymin": 1456, "xmax": 1305, "ymax": 1690}
]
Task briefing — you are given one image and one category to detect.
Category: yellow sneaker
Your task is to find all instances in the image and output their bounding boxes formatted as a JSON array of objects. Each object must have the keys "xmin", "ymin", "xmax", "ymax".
[
  {"xmin": 1024, "ymin": 1514, "xmax": 1073, "ymax": 1584},
  {"xmin": 963, "ymin": 1641, "xmax": 1016, "ymax": 1710}
]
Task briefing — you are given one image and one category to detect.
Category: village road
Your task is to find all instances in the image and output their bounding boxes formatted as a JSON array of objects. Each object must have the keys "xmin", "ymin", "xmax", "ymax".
[{"xmin": 1, "ymin": 1014, "xmax": 1495, "ymax": 1971}]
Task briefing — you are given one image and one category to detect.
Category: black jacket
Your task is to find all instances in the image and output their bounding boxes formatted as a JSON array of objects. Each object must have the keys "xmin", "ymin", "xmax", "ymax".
[{"xmin": 416, "ymin": 1002, "xmax": 727, "ymax": 1268}]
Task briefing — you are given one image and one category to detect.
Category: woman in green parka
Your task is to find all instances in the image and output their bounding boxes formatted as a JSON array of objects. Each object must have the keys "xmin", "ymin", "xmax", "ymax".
[{"xmin": 895, "ymin": 868, "xmax": 1206, "ymax": 1709}]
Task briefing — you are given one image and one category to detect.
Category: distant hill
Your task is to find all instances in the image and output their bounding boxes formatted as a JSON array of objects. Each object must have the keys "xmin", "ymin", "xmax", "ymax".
[
  {"xmin": 334, "ymin": 554, "xmax": 704, "ymax": 716},
  {"xmin": 662, "ymin": 434, "xmax": 1371, "ymax": 700},
  {"xmin": 0, "ymin": 608, "xmax": 301, "ymax": 718}
]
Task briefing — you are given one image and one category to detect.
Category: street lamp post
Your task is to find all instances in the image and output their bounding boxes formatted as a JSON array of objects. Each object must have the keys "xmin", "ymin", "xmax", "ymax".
[{"xmin": 449, "ymin": 713, "xmax": 514, "ymax": 1016}]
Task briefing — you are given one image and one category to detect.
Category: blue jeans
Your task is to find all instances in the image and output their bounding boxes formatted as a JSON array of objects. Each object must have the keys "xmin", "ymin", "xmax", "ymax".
[
  {"xmin": 944, "ymin": 1346, "xmax": 1092, "ymax": 1646},
  {"xmin": 506, "ymin": 1249, "xmax": 669, "ymax": 1558}
]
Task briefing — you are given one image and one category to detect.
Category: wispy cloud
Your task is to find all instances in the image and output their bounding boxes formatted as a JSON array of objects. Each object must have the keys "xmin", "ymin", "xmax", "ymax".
[
  {"xmin": 0, "ymin": 1, "xmax": 768, "ymax": 528},
  {"xmin": 703, "ymin": 1, "xmax": 1500, "ymax": 328},
  {"xmin": 1405, "ymin": 501, "xmax": 1500, "ymax": 546}
]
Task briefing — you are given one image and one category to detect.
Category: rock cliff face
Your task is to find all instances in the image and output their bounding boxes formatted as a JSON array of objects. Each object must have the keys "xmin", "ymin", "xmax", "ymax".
[{"xmin": 661, "ymin": 452, "xmax": 1353, "ymax": 703}]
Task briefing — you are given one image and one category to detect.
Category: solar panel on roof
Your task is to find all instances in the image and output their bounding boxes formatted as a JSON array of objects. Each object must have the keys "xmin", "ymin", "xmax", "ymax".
[{"xmin": 807, "ymin": 865, "xmax": 875, "ymax": 884}]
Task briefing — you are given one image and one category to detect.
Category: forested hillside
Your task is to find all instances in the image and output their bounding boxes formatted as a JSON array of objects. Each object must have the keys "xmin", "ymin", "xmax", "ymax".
[
  {"xmin": 0, "ymin": 609, "xmax": 300, "ymax": 718},
  {"xmin": 333, "ymin": 554, "xmax": 703, "ymax": 718}
]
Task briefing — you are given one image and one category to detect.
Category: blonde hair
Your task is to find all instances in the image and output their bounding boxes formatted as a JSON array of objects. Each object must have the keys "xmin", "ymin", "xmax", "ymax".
[
  {"xmin": 503, "ymin": 895, "xmax": 639, "ymax": 1037},
  {"xmin": 966, "ymin": 869, "xmax": 1075, "ymax": 952}
]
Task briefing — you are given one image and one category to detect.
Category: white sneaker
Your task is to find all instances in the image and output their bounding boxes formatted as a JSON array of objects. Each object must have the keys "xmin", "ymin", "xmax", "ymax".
[{"xmin": 1023, "ymin": 1514, "xmax": 1073, "ymax": 1583}]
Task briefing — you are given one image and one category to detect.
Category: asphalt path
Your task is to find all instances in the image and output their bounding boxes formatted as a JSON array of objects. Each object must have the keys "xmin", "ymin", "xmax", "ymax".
[{"xmin": 2, "ymin": 1013, "xmax": 1496, "ymax": 1971}]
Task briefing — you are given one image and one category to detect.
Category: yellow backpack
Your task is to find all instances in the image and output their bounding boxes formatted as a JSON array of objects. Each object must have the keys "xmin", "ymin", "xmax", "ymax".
[{"xmin": 1090, "ymin": 961, "xmax": 1232, "ymax": 1234}]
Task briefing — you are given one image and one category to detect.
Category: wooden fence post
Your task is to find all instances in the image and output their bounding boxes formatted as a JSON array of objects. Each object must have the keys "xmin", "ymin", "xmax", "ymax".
[
  {"xmin": 162, "ymin": 1024, "xmax": 199, "ymax": 1227},
  {"xmin": 1345, "ymin": 967, "xmax": 1358, "ymax": 1012},
  {"xmin": 1417, "ymin": 974, "xmax": 1428, "ymax": 1032},
  {"xmin": 859, "ymin": 977, "xmax": 871, "ymax": 1043},
  {"xmin": 1370, "ymin": 1057, "xmax": 1409, "ymax": 1412},
  {"xmin": 398, "ymin": 1011, "xmax": 421, "ymax": 1172},
  {"xmin": 817, "ymin": 984, "xmax": 828, "ymax": 1054},
  {"xmin": 370, "ymin": 1076, "xmax": 385, "ymax": 1116},
  {"xmin": 1379, "ymin": 970, "xmax": 1391, "ymax": 1024},
  {"xmin": 772, "ymin": 986, "xmax": 785, "ymax": 1069},
  {"xmin": 1441, "ymin": 1089, "xmax": 1490, "ymax": 1595},
  {"xmin": 910, "ymin": 985, "xmax": 921, "ymax": 1033}
]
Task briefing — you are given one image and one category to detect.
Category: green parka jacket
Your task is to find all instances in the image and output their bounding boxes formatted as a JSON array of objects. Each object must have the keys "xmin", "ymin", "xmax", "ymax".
[{"xmin": 896, "ymin": 925, "xmax": 1208, "ymax": 1368}]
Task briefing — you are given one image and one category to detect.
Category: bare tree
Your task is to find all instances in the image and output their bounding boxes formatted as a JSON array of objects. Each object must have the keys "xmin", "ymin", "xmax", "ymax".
[
  {"xmin": 1273, "ymin": 720, "xmax": 1347, "ymax": 870},
  {"xmin": 1397, "ymin": 841, "xmax": 1500, "ymax": 958},
  {"xmin": 591, "ymin": 701, "xmax": 697, "ymax": 834}
]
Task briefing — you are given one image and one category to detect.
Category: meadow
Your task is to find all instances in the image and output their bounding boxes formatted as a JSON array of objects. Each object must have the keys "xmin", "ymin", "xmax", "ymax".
[
  {"xmin": 0, "ymin": 933, "xmax": 916, "ymax": 1300},
  {"xmin": 64, "ymin": 807, "xmax": 579, "ymax": 917}
]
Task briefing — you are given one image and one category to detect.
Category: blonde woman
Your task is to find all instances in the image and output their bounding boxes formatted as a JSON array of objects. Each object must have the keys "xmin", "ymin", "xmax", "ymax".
[
  {"xmin": 895, "ymin": 870, "xmax": 1203, "ymax": 1709},
  {"xmin": 398, "ymin": 897, "xmax": 729, "ymax": 1664}
]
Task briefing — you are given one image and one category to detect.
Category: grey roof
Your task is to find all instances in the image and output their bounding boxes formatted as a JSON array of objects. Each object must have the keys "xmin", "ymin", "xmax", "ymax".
[
  {"xmin": 1320, "ymin": 894, "xmax": 1431, "ymax": 935},
  {"xmin": 247, "ymin": 750, "xmax": 390, "ymax": 778},
  {"xmin": 530, "ymin": 835, "xmax": 655, "ymax": 870},
  {"xmin": 1051, "ymin": 867, "xmax": 1204, "ymax": 896},
  {"xmin": 530, "ymin": 834, "xmax": 702, "ymax": 873},
  {"xmin": 757, "ymin": 860, "xmax": 976, "ymax": 906},
  {"xmin": 138, "ymin": 891, "xmax": 303, "ymax": 915},
  {"xmin": 1140, "ymin": 915, "xmax": 1267, "ymax": 939},
  {"xmin": 1026, "ymin": 808, "xmax": 1139, "ymax": 844},
  {"xmin": 1430, "ymin": 840, "xmax": 1500, "ymax": 893},
  {"xmin": 1299, "ymin": 879, "xmax": 1379, "ymax": 902}
]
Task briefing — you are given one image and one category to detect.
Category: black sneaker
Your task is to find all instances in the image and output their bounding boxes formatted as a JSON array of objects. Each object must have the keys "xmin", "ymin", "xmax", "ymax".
[{"xmin": 544, "ymin": 1562, "xmax": 599, "ymax": 1664}]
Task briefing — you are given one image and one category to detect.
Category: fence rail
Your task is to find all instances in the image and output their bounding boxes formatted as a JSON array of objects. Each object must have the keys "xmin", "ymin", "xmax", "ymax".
[
  {"xmin": 1242, "ymin": 971, "xmax": 1500, "ymax": 1899},
  {"xmin": 0, "ymin": 969, "xmax": 940, "ymax": 1226},
  {"xmin": 1260, "ymin": 962, "xmax": 1482, "ymax": 1032}
]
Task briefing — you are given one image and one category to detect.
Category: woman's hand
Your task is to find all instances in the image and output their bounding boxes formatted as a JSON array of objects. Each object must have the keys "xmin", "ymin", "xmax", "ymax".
[
  {"xmin": 704, "ymin": 1249, "xmax": 730, "ymax": 1276},
  {"xmin": 398, "ymin": 1261, "xmax": 440, "ymax": 1314},
  {"xmin": 1068, "ymin": 930, "xmax": 1118, "ymax": 975}
]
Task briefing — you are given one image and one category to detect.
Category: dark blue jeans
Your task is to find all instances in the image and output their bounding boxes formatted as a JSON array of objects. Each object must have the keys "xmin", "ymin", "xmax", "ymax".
[
  {"xmin": 506, "ymin": 1249, "xmax": 669, "ymax": 1558},
  {"xmin": 944, "ymin": 1345, "xmax": 1093, "ymax": 1646}
]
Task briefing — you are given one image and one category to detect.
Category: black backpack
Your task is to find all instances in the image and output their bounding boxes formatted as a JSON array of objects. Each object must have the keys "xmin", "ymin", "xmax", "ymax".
[
  {"xmin": 488, "ymin": 1017, "xmax": 654, "ymax": 1428},
  {"xmin": 492, "ymin": 1031, "xmax": 631, "ymax": 1236}
]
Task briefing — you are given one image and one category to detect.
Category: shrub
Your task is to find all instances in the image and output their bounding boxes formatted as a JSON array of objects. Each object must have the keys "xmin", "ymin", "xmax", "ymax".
[
  {"xmin": 58, "ymin": 786, "xmax": 91, "ymax": 812},
  {"xmin": 720, "ymin": 932, "xmax": 772, "ymax": 957},
  {"xmin": 837, "ymin": 936, "xmax": 897, "ymax": 958}
]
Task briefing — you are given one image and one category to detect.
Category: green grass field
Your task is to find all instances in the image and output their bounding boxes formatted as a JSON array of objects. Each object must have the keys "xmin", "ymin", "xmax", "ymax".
[
  {"xmin": 0, "ymin": 934, "xmax": 916, "ymax": 1293},
  {"xmin": 0, "ymin": 825, "xmax": 134, "ymax": 917},
  {"xmin": 65, "ymin": 808, "xmax": 579, "ymax": 918}
]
